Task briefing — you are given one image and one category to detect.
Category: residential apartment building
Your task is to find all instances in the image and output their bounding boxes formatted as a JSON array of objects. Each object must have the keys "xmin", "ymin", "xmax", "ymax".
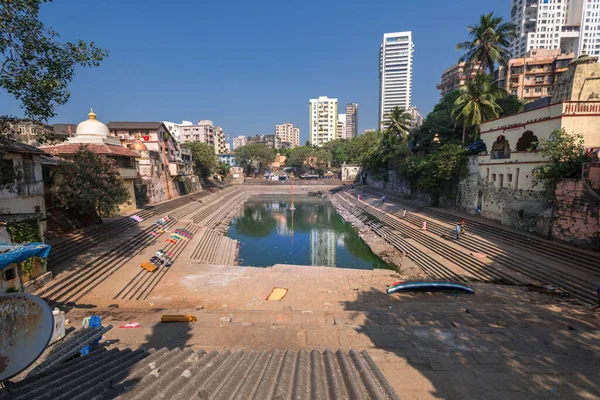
[
  {"xmin": 247, "ymin": 134, "xmax": 288, "ymax": 149},
  {"xmin": 213, "ymin": 125, "xmax": 227, "ymax": 154},
  {"xmin": 162, "ymin": 121, "xmax": 181, "ymax": 143},
  {"xmin": 345, "ymin": 103, "xmax": 359, "ymax": 138},
  {"xmin": 379, "ymin": 32, "xmax": 414, "ymax": 128},
  {"xmin": 275, "ymin": 123, "xmax": 300, "ymax": 148},
  {"xmin": 436, "ymin": 62, "xmax": 479, "ymax": 98},
  {"xmin": 496, "ymin": 49, "xmax": 574, "ymax": 101},
  {"xmin": 337, "ymin": 114, "xmax": 347, "ymax": 139},
  {"xmin": 232, "ymin": 135, "xmax": 247, "ymax": 150},
  {"xmin": 407, "ymin": 106, "xmax": 423, "ymax": 129},
  {"xmin": 177, "ymin": 120, "xmax": 227, "ymax": 155},
  {"xmin": 509, "ymin": 0, "xmax": 600, "ymax": 58},
  {"xmin": 9, "ymin": 120, "xmax": 57, "ymax": 146},
  {"xmin": 309, "ymin": 96, "xmax": 338, "ymax": 147}
]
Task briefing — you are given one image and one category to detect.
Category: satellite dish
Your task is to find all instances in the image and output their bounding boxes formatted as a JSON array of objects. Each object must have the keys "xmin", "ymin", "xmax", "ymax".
[{"xmin": 0, "ymin": 293, "xmax": 54, "ymax": 382}]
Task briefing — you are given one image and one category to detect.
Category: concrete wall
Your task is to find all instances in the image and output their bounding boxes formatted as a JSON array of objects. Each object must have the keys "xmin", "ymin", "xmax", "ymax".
[{"xmin": 365, "ymin": 170, "xmax": 458, "ymax": 209}]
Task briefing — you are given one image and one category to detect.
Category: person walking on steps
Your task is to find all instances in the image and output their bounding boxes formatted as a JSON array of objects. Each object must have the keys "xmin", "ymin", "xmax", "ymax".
[
  {"xmin": 456, "ymin": 223, "xmax": 461, "ymax": 240},
  {"xmin": 381, "ymin": 195, "xmax": 386, "ymax": 204},
  {"xmin": 460, "ymin": 218, "xmax": 466, "ymax": 235}
]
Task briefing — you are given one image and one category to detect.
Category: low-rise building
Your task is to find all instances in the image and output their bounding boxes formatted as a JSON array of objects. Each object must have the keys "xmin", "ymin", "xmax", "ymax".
[
  {"xmin": 43, "ymin": 111, "xmax": 140, "ymax": 214},
  {"xmin": 107, "ymin": 120, "xmax": 199, "ymax": 204},
  {"xmin": 218, "ymin": 153, "xmax": 238, "ymax": 167},
  {"xmin": 495, "ymin": 49, "xmax": 574, "ymax": 101},
  {"xmin": 10, "ymin": 120, "xmax": 58, "ymax": 146},
  {"xmin": 458, "ymin": 54, "xmax": 600, "ymax": 235},
  {"xmin": 0, "ymin": 143, "xmax": 49, "ymax": 233},
  {"xmin": 341, "ymin": 164, "xmax": 361, "ymax": 182}
]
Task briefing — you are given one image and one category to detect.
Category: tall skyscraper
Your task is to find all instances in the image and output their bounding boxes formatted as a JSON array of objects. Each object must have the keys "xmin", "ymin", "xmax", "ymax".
[
  {"xmin": 309, "ymin": 96, "xmax": 338, "ymax": 146},
  {"xmin": 379, "ymin": 32, "xmax": 414, "ymax": 128},
  {"xmin": 345, "ymin": 103, "xmax": 359, "ymax": 138},
  {"xmin": 275, "ymin": 123, "xmax": 300, "ymax": 147},
  {"xmin": 509, "ymin": 0, "xmax": 600, "ymax": 58},
  {"xmin": 337, "ymin": 114, "xmax": 347, "ymax": 139}
]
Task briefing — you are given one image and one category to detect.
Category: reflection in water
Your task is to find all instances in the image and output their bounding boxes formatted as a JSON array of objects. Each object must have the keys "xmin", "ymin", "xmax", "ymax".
[{"xmin": 228, "ymin": 197, "xmax": 392, "ymax": 270}]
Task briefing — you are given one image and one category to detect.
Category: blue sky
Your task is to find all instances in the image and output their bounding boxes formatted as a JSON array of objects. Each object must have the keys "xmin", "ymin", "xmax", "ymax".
[{"xmin": 0, "ymin": 0, "xmax": 508, "ymax": 144}]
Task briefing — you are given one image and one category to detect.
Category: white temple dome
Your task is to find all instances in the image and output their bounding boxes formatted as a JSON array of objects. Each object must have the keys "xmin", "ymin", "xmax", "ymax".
[{"xmin": 76, "ymin": 109, "xmax": 110, "ymax": 137}]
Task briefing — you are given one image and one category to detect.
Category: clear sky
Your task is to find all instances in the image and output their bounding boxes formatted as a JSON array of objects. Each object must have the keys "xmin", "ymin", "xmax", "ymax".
[{"xmin": 0, "ymin": 0, "xmax": 508, "ymax": 144}]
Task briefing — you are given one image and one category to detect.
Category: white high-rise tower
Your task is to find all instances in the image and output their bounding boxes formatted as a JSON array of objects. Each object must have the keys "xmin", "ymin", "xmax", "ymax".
[
  {"xmin": 509, "ymin": 0, "xmax": 600, "ymax": 58},
  {"xmin": 309, "ymin": 96, "xmax": 338, "ymax": 147},
  {"xmin": 379, "ymin": 32, "xmax": 414, "ymax": 128}
]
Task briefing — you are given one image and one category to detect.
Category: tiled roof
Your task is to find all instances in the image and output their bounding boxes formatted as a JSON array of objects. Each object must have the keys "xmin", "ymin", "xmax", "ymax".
[
  {"xmin": 107, "ymin": 122, "xmax": 165, "ymax": 131},
  {"xmin": 4, "ymin": 142, "xmax": 48, "ymax": 155},
  {"xmin": 40, "ymin": 144, "xmax": 140, "ymax": 158},
  {"xmin": 0, "ymin": 348, "xmax": 399, "ymax": 400}
]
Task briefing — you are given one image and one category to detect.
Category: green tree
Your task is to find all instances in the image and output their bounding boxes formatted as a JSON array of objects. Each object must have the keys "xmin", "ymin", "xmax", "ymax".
[
  {"xmin": 52, "ymin": 146, "xmax": 130, "ymax": 223},
  {"xmin": 323, "ymin": 139, "xmax": 350, "ymax": 167},
  {"xmin": 217, "ymin": 161, "xmax": 230, "ymax": 176},
  {"xmin": 397, "ymin": 144, "xmax": 469, "ymax": 205},
  {"xmin": 497, "ymin": 94, "xmax": 524, "ymax": 116},
  {"xmin": 411, "ymin": 91, "xmax": 464, "ymax": 153},
  {"xmin": 234, "ymin": 143, "xmax": 276, "ymax": 174},
  {"xmin": 381, "ymin": 106, "xmax": 412, "ymax": 142},
  {"xmin": 456, "ymin": 12, "xmax": 516, "ymax": 75},
  {"xmin": 286, "ymin": 146, "xmax": 313, "ymax": 172},
  {"xmin": 0, "ymin": 0, "xmax": 108, "ymax": 145},
  {"xmin": 452, "ymin": 73, "xmax": 506, "ymax": 145},
  {"xmin": 532, "ymin": 129, "xmax": 588, "ymax": 193},
  {"xmin": 185, "ymin": 141, "xmax": 217, "ymax": 179}
]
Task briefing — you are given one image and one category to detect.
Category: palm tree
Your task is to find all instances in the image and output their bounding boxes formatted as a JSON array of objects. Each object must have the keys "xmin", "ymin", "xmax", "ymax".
[
  {"xmin": 381, "ymin": 106, "xmax": 413, "ymax": 142},
  {"xmin": 452, "ymin": 74, "xmax": 506, "ymax": 145},
  {"xmin": 456, "ymin": 12, "xmax": 516, "ymax": 75}
]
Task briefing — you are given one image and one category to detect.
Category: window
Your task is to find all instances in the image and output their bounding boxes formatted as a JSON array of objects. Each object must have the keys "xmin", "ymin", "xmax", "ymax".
[
  {"xmin": 21, "ymin": 156, "xmax": 35, "ymax": 183},
  {"xmin": 4, "ymin": 268, "xmax": 16, "ymax": 281},
  {"xmin": 508, "ymin": 174, "xmax": 513, "ymax": 183},
  {"xmin": 491, "ymin": 173, "xmax": 496, "ymax": 182},
  {"xmin": 1, "ymin": 159, "xmax": 14, "ymax": 185}
]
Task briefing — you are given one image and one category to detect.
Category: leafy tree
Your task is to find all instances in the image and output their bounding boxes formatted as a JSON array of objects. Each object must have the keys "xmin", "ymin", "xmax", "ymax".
[
  {"xmin": 323, "ymin": 139, "xmax": 350, "ymax": 167},
  {"xmin": 286, "ymin": 146, "xmax": 313, "ymax": 172},
  {"xmin": 497, "ymin": 94, "xmax": 523, "ymax": 116},
  {"xmin": 381, "ymin": 106, "xmax": 412, "ymax": 142},
  {"xmin": 0, "ymin": 0, "xmax": 108, "ymax": 144},
  {"xmin": 217, "ymin": 161, "xmax": 230, "ymax": 176},
  {"xmin": 452, "ymin": 74, "xmax": 506, "ymax": 144},
  {"xmin": 397, "ymin": 144, "xmax": 469, "ymax": 205},
  {"xmin": 185, "ymin": 141, "xmax": 217, "ymax": 179},
  {"xmin": 532, "ymin": 129, "xmax": 588, "ymax": 193},
  {"xmin": 234, "ymin": 143, "xmax": 276, "ymax": 174},
  {"xmin": 348, "ymin": 130, "xmax": 383, "ymax": 165},
  {"xmin": 456, "ymin": 12, "xmax": 516, "ymax": 74},
  {"xmin": 411, "ymin": 91, "xmax": 464, "ymax": 153},
  {"xmin": 52, "ymin": 146, "xmax": 130, "ymax": 223}
]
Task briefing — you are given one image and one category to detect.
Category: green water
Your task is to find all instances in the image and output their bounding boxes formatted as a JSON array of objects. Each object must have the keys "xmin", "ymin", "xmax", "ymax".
[{"xmin": 228, "ymin": 197, "xmax": 392, "ymax": 269}]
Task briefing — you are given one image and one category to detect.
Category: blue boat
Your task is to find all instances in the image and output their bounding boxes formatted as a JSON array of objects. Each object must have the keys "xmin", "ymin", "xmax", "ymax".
[{"xmin": 386, "ymin": 281, "xmax": 475, "ymax": 295}]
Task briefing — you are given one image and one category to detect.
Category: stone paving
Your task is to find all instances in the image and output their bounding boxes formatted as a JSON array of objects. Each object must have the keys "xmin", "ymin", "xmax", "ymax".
[
  {"xmin": 68, "ymin": 264, "xmax": 600, "ymax": 399},
  {"xmin": 47, "ymin": 184, "xmax": 600, "ymax": 399}
]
